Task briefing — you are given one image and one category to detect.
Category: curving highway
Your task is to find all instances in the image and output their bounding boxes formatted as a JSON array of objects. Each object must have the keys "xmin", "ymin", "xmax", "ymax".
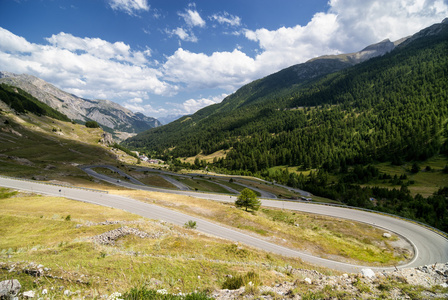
[{"xmin": 1, "ymin": 172, "xmax": 447, "ymax": 273}]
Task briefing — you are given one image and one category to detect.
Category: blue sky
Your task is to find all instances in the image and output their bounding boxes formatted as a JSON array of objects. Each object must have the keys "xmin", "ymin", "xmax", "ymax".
[{"xmin": 0, "ymin": 0, "xmax": 447, "ymax": 119}]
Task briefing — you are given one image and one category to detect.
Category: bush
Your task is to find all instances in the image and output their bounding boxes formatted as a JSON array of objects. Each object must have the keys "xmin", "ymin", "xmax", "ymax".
[
  {"xmin": 85, "ymin": 120, "xmax": 100, "ymax": 128},
  {"xmin": 222, "ymin": 276, "xmax": 244, "ymax": 290},
  {"xmin": 184, "ymin": 220, "xmax": 197, "ymax": 229},
  {"xmin": 221, "ymin": 271, "xmax": 260, "ymax": 290}
]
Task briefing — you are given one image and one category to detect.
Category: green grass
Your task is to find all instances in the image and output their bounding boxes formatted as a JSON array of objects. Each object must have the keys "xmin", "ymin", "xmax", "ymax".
[
  {"xmin": 176, "ymin": 177, "xmax": 232, "ymax": 193},
  {"xmin": 212, "ymin": 179, "xmax": 247, "ymax": 192},
  {"xmin": 0, "ymin": 112, "xmax": 117, "ymax": 180},
  {"xmin": 235, "ymin": 179, "xmax": 302, "ymax": 199},
  {"xmin": 137, "ymin": 174, "xmax": 177, "ymax": 189},
  {"xmin": 365, "ymin": 156, "xmax": 448, "ymax": 197}
]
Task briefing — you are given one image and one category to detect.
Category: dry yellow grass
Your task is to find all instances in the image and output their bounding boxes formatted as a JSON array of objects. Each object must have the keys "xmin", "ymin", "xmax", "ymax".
[
  {"xmin": 112, "ymin": 189, "xmax": 410, "ymax": 266},
  {"xmin": 2, "ymin": 190, "xmax": 324, "ymax": 298}
]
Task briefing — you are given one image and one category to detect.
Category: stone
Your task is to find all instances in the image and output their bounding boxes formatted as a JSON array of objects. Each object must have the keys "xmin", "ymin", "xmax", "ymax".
[
  {"xmin": 382, "ymin": 233, "xmax": 392, "ymax": 238},
  {"xmin": 23, "ymin": 290, "xmax": 35, "ymax": 298},
  {"xmin": 361, "ymin": 268, "xmax": 376, "ymax": 279},
  {"xmin": 304, "ymin": 278, "xmax": 312, "ymax": 284},
  {"xmin": 0, "ymin": 279, "xmax": 21, "ymax": 299}
]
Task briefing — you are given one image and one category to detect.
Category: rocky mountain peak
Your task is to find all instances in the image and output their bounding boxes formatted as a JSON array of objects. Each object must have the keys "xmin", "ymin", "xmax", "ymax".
[{"xmin": 0, "ymin": 72, "xmax": 161, "ymax": 139}]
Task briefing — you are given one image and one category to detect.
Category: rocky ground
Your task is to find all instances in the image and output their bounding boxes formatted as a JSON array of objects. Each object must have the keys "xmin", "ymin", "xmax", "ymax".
[
  {"xmin": 1, "ymin": 223, "xmax": 446, "ymax": 299},
  {"xmin": 212, "ymin": 263, "xmax": 448, "ymax": 299},
  {"xmin": 1, "ymin": 262, "xmax": 447, "ymax": 299}
]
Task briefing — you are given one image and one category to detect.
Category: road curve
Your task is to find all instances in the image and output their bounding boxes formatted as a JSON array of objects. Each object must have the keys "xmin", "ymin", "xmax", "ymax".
[{"xmin": 1, "ymin": 175, "xmax": 447, "ymax": 273}]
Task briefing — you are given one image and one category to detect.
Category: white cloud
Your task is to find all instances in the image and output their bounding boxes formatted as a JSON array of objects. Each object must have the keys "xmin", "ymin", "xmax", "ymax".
[
  {"xmin": 0, "ymin": 27, "xmax": 37, "ymax": 53},
  {"xmin": 179, "ymin": 9, "xmax": 206, "ymax": 28},
  {"xmin": 45, "ymin": 32, "xmax": 149, "ymax": 64},
  {"xmin": 181, "ymin": 95, "xmax": 223, "ymax": 114},
  {"xmin": 124, "ymin": 93, "xmax": 226, "ymax": 117},
  {"xmin": 328, "ymin": 0, "xmax": 448, "ymax": 51},
  {"xmin": 108, "ymin": 0, "xmax": 149, "ymax": 16},
  {"xmin": 0, "ymin": 28, "xmax": 172, "ymax": 103},
  {"xmin": 167, "ymin": 27, "xmax": 198, "ymax": 42},
  {"xmin": 172, "ymin": 94, "xmax": 227, "ymax": 115},
  {"xmin": 162, "ymin": 48, "xmax": 257, "ymax": 91},
  {"xmin": 210, "ymin": 12, "xmax": 242, "ymax": 27},
  {"xmin": 129, "ymin": 97, "xmax": 143, "ymax": 103}
]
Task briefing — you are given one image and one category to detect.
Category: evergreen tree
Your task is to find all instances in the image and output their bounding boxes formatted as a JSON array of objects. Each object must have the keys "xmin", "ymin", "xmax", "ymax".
[{"xmin": 235, "ymin": 188, "xmax": 261, "ymax": 212}]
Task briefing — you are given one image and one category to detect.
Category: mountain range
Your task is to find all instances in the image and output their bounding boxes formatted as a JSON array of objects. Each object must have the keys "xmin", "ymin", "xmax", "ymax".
[
  {"xmin": 0, "ymin": 71, "xmax": 161, "ymax": 140},
  {"xmin": 124, "ymin": 19, "xmax": 448, "ymax": 170}
]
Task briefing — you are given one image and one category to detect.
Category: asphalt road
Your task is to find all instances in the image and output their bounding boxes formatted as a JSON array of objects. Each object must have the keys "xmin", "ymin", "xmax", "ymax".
[{"xmin": 1, "ymin": 175, "xmax": 447, "ymax": 273}]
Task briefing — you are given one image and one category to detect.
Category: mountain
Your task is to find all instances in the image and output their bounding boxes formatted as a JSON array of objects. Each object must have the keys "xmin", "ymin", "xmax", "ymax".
[
  {"xmin": 124, "ymin": 19, "xmax": 448, "ymax": 170},
  {"xmin": 0, "ymin": 72, "xmax": 161, "ymax": 139},
  {"xmin": 157, "ymin": 114, "xmax": 186, "ymax": 125},
  {"xmin": 124, "ymin": 35, "xmax": 399, "ymax": 149},
  {"xmin": 122, "ymin": 27, "xmax": 409, "ymax": 154}
]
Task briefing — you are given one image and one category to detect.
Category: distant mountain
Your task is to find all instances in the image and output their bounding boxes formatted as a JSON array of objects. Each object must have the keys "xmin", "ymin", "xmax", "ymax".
[
  {"xmin": 124, "ymin": 19, "xmax": 448, "ymax": 171},
  {"xmin": 0, "ymin": 72, "xmax": 161, "ymax": 138},
  {"xmin": 157, "ymin": 114, "xmax": 186, "ymax": 125}
]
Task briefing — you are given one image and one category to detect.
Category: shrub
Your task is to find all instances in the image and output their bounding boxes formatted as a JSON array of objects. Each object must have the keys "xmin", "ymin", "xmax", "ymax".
[
  {"xmin": 184, "ymin": 220, "xmax": 197, "ymax": 229},
  {"xmin": 221, "ymin": 271, "xmax": 260, "ymax": 290},
  {"xmin": 85, "ymin": 120, "xmax": 100, "ymax": 128}
]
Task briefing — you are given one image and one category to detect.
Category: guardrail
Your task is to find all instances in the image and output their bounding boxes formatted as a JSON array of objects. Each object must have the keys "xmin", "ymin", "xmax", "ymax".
[{"xmin": 0, "ymin": 174, "xmax": 109, "ymax": 194}]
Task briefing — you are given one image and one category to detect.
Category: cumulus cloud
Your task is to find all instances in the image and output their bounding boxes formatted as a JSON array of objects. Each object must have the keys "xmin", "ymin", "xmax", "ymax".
[
  {"xmin": 124, "ymin": 93, "xmax": 226, "ymax": 117},
  {"xmin": 210, "ymin": 12, "xmax": 242, "ymax": 27},
  {"xmin": 162, "ymin": 48, "xmax": 256, "ymax": 91},
  {"xmin": 166, "ymin": 27, "xmax": 198, "ymax": 42},
  {"xmin": 108, "ymin": 0, "xmax": 149, "ymax": 16},
  {"xmin": 179, "ymin": 8, "xmax": 206, "ymax": 28},
  {"xmin": 0, "ymin": 28, "xmax": 172, "ymax": 103},
  {"xmin": 328, "ymin": 0, "xmax": 448, "ymax": 51},
  {"xmin": 244, "ymin": 12, "xmax": 341, "ymax": 73},
  {"xmin": 0, "ymin": 27, "xmax": 38, "ymax": 53},
  {"xmin": 179, "ymin": 94, "xmax": 225, "ymax": 114},
  {"xmin": 245, "ymin": 0, "xmax": 448, "ymax": 72},
  {"xmin": 45, "ymin": 32, "xmax": 149, "ymax": 64}
]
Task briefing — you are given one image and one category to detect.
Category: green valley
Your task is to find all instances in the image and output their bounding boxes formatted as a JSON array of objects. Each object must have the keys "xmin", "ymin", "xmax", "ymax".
[{"xmin": 124, "ymin": 22, "xmax": 448, "ymax": 231}]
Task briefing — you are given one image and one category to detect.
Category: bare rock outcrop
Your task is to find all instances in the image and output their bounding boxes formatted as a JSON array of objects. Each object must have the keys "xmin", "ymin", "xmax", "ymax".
[{"xmin": 0, "ymin": 279, "xmax": 21, "ymax": 300}]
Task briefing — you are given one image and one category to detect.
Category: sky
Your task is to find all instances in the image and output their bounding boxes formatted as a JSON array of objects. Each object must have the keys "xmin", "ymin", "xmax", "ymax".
[{"xmin": 0, "ymin": 0, "xmax": 447, "ymax": 120}]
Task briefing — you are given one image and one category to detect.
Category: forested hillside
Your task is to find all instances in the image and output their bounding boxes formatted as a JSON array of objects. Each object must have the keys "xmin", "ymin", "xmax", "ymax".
[
  {"xmin": 125, "ymin": 22, "xmax": 448, "ymax": 173},
  {"xmin": 0, "ymin": 84, "xmax": 70, "ymax": 121}
]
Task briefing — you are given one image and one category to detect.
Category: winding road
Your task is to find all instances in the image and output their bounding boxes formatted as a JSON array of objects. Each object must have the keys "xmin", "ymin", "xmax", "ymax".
[{"xmin": 1, "ymin": 170, "xmax": 447, "ymax": 273}]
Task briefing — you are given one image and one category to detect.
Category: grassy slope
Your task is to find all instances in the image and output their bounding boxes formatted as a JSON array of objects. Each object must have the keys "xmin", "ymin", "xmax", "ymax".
[
  {"xmin": 0, "ymin": 190, "xmax": 327, "ymax": 298},
  {"xmin": 115, "ymin": 189, "xmax": 410, "ymax": 267}
]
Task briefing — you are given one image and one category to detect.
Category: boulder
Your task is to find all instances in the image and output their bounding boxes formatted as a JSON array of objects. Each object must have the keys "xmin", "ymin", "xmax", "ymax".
[
  {"xmin": 23, "ymin": 290, "xmax": 35, "ymax": 298},
  {"xmin": 0, "ymin": 279, "xmax": 21, "ymax": 299},
  {"xmin": 361, "ymin": 268, "xmax": 376, "ymax": 279}
]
